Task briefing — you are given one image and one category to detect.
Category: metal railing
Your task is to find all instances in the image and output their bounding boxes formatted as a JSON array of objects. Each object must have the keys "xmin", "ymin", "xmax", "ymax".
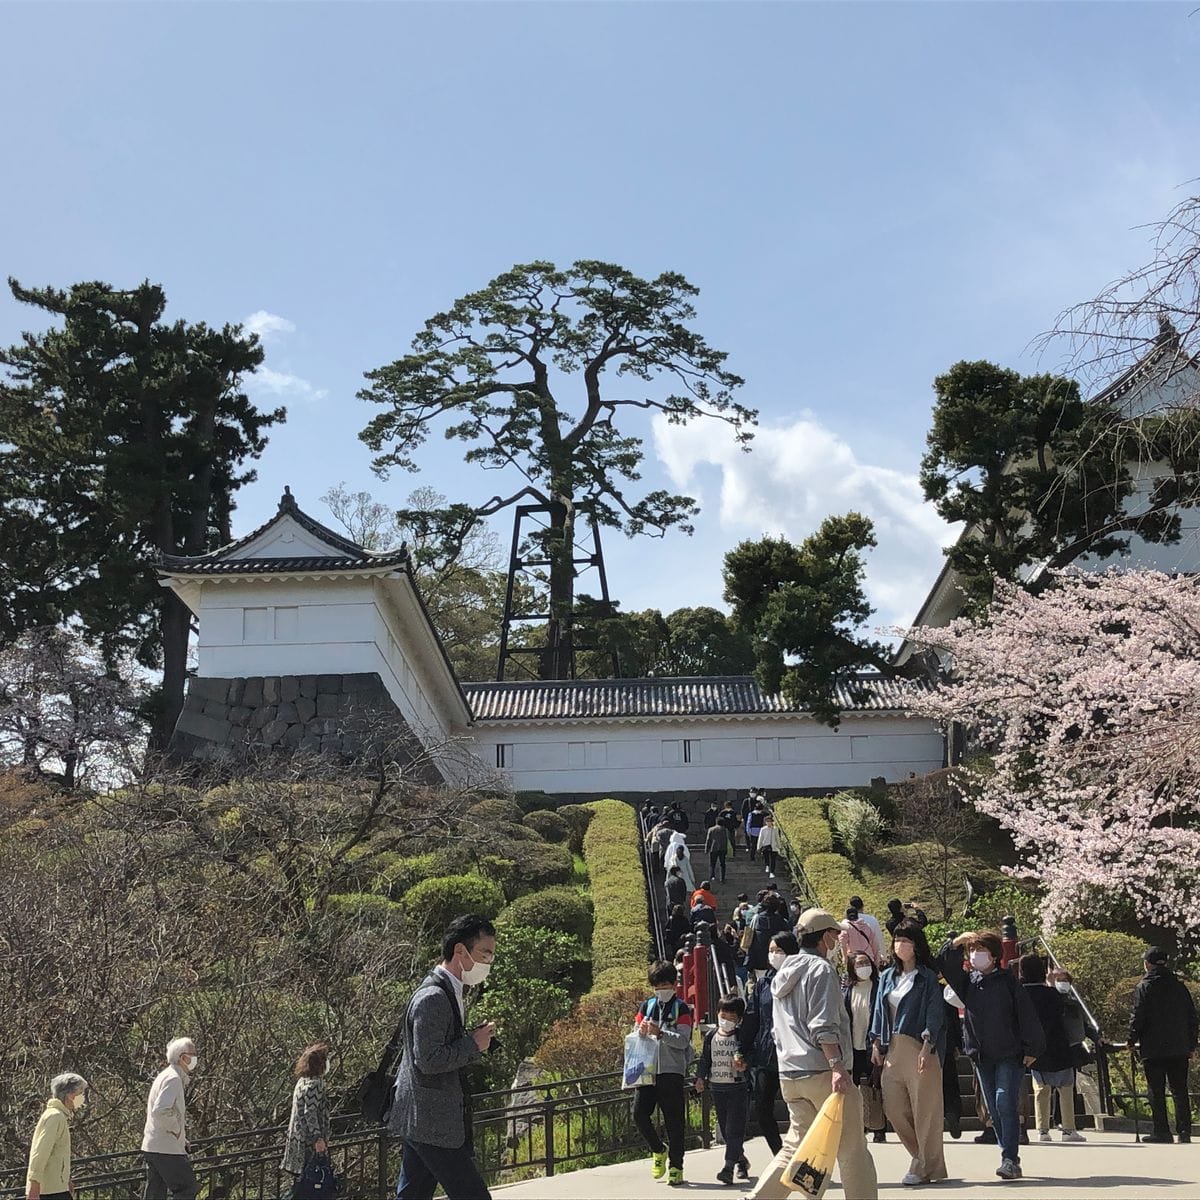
[
  {"xmin": 639, "ymin": 822, "xmax": 669, "ymax": 962},
  {"xmin": 1098, "ymin": 1041, "xmax": 1199, "ymax": 1139},
  {"xmin": 1, "ymin": 1071, "xmax": 716, "ymax": 1199}
]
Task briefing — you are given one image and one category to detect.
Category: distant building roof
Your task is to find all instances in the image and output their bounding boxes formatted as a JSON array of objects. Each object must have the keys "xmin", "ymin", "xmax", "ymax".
[{"xmin": 463, "ymin": 674, "xmax": 923, "ymax": 722}]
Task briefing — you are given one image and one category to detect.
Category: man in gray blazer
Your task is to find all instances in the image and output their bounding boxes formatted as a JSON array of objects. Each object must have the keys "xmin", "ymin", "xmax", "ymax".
[{"xmin": 388, "ymin": 914, "xmax": 498, "ymax": 1199}]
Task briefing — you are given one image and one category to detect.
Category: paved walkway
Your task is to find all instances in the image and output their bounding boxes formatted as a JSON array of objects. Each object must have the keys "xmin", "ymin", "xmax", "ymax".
[{"xmin": 495, "ymin": 1133, "xmax": 1199, "ymax": 1199}]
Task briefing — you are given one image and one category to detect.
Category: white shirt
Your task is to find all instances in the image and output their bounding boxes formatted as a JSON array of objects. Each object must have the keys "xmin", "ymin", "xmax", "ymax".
[
  {"xmin": 888, "ymin": 968, "xmax": 917, "ymax": 1017},
  {"xmin": 435, "ymin": 964, "xmax": 466, "ymax": 1023},
  {"xmin": 850, "ymin": 981, "xmax": 873, "ymax": 1051}
]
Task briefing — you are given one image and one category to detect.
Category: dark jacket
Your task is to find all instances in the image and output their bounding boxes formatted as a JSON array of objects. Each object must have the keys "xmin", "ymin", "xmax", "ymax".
[
  {"xmin": 665, "ymin": 910, "xmax": 692, "ymax": 951},
  {"xmin": 938, "ymin": 947, "xmax": 1045, "ymax": 1064},
  {"xmin": 704, "ymin": 825, "xmax": 729, "ymax": 856},
  {"xmin": 747, "ymin": 909, "xmax": 788, "ymax": 971},
  {"xmin": 388, "ymin": 971, "xmax": 480, "ymax": 1149},
  {"xmin": 703, "ymin": 806, "xmax": 720, "ymax": 830},
  {"xmin": 742, "ymin": 968, "xmax": 778, "ymax": 1071},
  {"xmin": 1023, "ymin": 985, "xmax": 1073, "ymax": 1074},
  {"xmin": 717, "ymin": 809, "xmax": 740, "ymax": 839},
  {"xmin": 1130, "ymin": 966, "xmax": 1199, "ymax": 1060},
  {"xmin": 668, "ymin": 808, "xmax": 690, "ymax": 834},
  {"xmin": 690, "ymin": 902, "xmax": 717, "ymax": 931},
  {"xmin": 665, "ymin": 873, "xmax": 688, "ymax": 909},
  {"xmin": 1059, "ymin": 989, "xmax": 1091, "ymax": 1047},
  {"xmin": 711, "ymin": 936, "xmax": 740, "ymax": 994}
]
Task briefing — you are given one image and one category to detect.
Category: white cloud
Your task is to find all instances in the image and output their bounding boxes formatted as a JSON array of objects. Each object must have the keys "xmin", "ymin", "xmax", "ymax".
[
  {"xmin": 243, "ymin": 310, "xmax": 296, "ymax": 340},
  {"xmin": 653, "ymin": 412, "xmax": 960, "ymax": 631},
  {"xmin": 249, "ymin": 366, "xmax": 327, "ymax": 403}
]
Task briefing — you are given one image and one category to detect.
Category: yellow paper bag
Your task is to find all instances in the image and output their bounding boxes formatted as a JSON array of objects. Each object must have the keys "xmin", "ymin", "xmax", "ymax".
[{"xmin": 781, "ymin": 1091, "xmax": 844, "ymax": 1197}]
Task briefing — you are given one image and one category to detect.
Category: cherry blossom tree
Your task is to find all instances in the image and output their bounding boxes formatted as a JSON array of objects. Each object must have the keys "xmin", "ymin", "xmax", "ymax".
[{"xmin": 898, "ymin": 570, "xmax": 1200, "ymax": 942}]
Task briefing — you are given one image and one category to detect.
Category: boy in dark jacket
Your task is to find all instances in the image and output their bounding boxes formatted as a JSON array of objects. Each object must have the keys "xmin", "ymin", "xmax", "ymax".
[
  {"xmin": 717, "ymin": 803, "xmax": 741, "ymax": 857},
  {"xmin": 1130, "ymin": 947, "xmax": 1198, "ymax": 1143},
  {"xmin": 695, "ymin": 994, "xmax": 752, "ymax": 1185},
  {"xmin": 633, "ymin": 961, "xmax": 694, "ymax": 1185}
]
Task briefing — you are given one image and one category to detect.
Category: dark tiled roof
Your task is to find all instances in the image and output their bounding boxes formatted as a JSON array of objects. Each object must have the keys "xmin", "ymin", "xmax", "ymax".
[
  {"xmin": 159, "ymin": 549, "xmax": 410, "ymax": 575},
  {"xmin": 463, "ymin": 674, "xmax": 923, "ymax": 721}
]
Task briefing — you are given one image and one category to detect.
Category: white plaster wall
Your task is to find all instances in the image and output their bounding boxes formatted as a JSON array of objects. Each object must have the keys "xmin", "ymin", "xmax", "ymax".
[
  {"xmin": 468, "ymin": 715, "xmax": 945, "ymax": 795},
  {"xmin": 192, "ymin": 577, "xmax": 467, "ymax": 778}
]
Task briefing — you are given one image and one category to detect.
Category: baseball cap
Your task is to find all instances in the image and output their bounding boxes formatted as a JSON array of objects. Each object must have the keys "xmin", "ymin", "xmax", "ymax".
[
  {"xmin": 1144, "ymin": 946, "xmax": 1169, "ymax": 966},
  {"xmin": 797, "ymin": 907, "xmax": 841, "ymax": 935}
]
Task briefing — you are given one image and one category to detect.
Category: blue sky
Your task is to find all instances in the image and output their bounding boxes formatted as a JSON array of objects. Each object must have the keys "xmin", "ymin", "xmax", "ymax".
[{"xmin": 3, "ymin": 1, "xmax": 1198, "ymax": 631}]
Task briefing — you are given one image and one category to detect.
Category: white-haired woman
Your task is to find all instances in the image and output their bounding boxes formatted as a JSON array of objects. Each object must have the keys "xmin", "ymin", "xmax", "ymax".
[
  {"xmin": 26, "ymin": 1073, "xmax": 88, "ymax": 1200},
  {"xmin": 141, "ymin": 1037, "xmax": 199, "ymax": 1200}
]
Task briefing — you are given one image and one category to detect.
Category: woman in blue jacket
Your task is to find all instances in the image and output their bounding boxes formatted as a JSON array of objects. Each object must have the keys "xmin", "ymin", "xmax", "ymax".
[{"xmin": 870, "ymin": 921, "xmax": 947, "ymax": 1186}]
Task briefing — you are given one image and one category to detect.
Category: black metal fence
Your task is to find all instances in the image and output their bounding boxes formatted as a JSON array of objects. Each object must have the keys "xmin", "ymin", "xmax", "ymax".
[{"xmin": 1, "ymin": 1072, "xmax": 714, "ymax": 1200}]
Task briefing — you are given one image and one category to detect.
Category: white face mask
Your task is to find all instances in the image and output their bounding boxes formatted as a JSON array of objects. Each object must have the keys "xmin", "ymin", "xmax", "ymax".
[
  {"xmin": 185, "ymin": 1056, "xmax": 199, "ymax": 1072},
  {"xmin": 767, "ymin": 951, "xmax": 788, "ymax": 971},
  {"xmin": 718, "ymin": 1018, "xmax": 738, "ymax": 1033},
  {"xmin": 1055, "ymin": 981, "xmax": 1071, "ymax": 994},
  {"xmin": 654, "ymin": 987, "xmax": 676, "ymax": 1004},
  {"xmin": 855, "ymin": 964, "xmax": 873, "ymax": 980},
  {"xmin": 969, "ymin": 950, "xmax": 993, "ymax": 972},
  {"xmin": 460, "ymin": 948, "xmax": 492, "ymax": 986}
]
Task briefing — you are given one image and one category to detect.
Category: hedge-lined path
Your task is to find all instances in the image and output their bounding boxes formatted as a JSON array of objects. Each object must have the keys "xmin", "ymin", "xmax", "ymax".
[{"xmin": 494, "ymin": 1132, "xmax": 1196, "ymax": 1198}]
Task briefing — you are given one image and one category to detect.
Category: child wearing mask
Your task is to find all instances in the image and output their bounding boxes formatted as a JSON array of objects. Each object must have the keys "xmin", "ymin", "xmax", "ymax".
[
  {"xmin": 695, "ymin": 994, "xmax": 752, "ymax": 1185},
  {"xmin": 938, "ymin": 931, "xmax": 1044, "ymax": 1182},
  {"xmin": 632, "ymin": 961, "xmax": 695, "ymax": 1187}
]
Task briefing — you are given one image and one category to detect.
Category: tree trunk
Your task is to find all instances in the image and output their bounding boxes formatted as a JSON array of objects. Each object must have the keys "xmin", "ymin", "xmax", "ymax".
[
  {"xmin": 153, "ymin": 591, "xmax": 191, "ymax": 751},
  {"xmin": 542, "ymin": 500, "xmax": 576, "ymax": 679}
]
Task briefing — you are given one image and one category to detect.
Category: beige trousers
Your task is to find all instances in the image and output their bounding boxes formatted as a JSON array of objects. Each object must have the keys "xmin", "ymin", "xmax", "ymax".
[
  {"xmin": 881, "ymin": 1035, "xmax": 948, "ymax": 1182},
  {"xmin": 748, "ymin": 1072, "xmax": 878, "ymax": 1200},
  {"xmin": 1033, "ymin": 1077, "xmax": 1078, "ymax": 1132}
]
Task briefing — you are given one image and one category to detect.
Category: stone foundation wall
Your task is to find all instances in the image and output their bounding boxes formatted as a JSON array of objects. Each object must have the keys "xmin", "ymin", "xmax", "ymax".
[{"xmin": 169, "ymin": 672, "xmax": 403, "ymax": 761}]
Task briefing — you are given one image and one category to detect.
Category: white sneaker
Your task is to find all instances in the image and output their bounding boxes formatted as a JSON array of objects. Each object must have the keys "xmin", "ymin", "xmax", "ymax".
[
  {"xmin": 901, "ymin": 1172, "xmax": 924, "ymax": 1187},
  {"xmin": 1061, "ymin": 1130, "xmax": 1086, "ymax": 1142},
  {"xmin": 1038, "ymin": 1131, "xmax": 1053, "ymax": 1142}
]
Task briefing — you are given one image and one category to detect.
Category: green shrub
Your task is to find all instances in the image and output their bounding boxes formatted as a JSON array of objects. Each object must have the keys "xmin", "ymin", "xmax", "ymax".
[
  {"xmin": 774, "ymin": 797, "xmax": 833, "ymax": 861},
  {"xmin": 523, "ymin": 810, "xmax": 571, "ymax": 844},
  {"xmin": 802, "ymin": 852, "xmax": 863, "ymax": 912},
  {"xmin": 580, "ymin": 800, "xmax": 650, "ymax": 974},
  {"xmin": 465, "ymin": 798, "xmax": 525, "ymax": 826},
  {"xmin": 324, "ymin": 892, "xmax": 402, "ymax": 929},
  {"xmin": 508, "ymin": 842, "xmax": 575, "ymax": 894},
  {"xmin": 591, "ymin": 965, "xmax": 650, "ymax": 993},
  {"xmin": 373, "ymin": 850, "xmax": 458, "ymax": 899},
  {"xmin": 828, "ymin": 792, "xmax": 887, "ymax": 864},
  {"xmin": 512, "ymin": 791, "xmax": 557, "ymax": 814},
  {"xmin": 970, "ymin": 883, "xmax": 1043, "ymax": 939},
  {"xmin": 400, "ymin": 873, "xmax": 505, "ymax": 935},
  {"xmin": 498, "ymin": 886, "xmax": 594, "ymax": 942},
  {"xmin": 1053, "ymin": 929, "xmax": 1148, "ymax": 1036},
  {"xmin": 556, "ymin": 803, "xmax": 596, "ymax": 855}
]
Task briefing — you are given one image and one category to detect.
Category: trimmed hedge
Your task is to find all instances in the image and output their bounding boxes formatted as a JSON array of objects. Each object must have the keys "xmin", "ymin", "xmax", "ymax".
[
  {"xmin": 580, "ymin": 800, "xmax": 650, "ymax": 976},
  {"xmin": 556, "ymin": 803, "xmax": 596, "ymax": 855},
  {"xmin": 400, "ymin": 873, "xmax": 505, "ymax": 934},
  {"xmin": 498, "ymin": 886, "xmax": 594, "ymax": 942},
  {"xmin": 373, "ymin": 850, "xmax": 458, "ymax": 900},
  {"xmin": 1053, "ymin": 929, "xmax": 1148, "ymax": 1035},
  {"xmin": 803, "ymin": 852, "xmax": 863, "ymax": 913},
  {"xmin": 465, "ymin": 799, "xmax": 525, "ymax": 826},
  {"xmin": 523, "ymin": 810, "xmax": 571, "ymax": 844}
]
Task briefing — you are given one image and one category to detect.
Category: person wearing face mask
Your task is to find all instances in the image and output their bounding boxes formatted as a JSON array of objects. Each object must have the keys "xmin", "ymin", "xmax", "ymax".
[
  {"xmin": 843, "ymin": 953, "xmax": 886, "ymax": 1144},
  {"xmin": 938, "ymin": 932, "xmax": 1043, "ymax": 1182},
  {"xmin": 869, "ymin": 923, "xmax": 947, "ymax": 1186},
  {"xmin": 747, "ymin": 908, "xmax": 878, "ymax": 1200},
  {"xmin": 632, "ymin": 961, "xmax": 695, "ymax": 1186},
  {"xmin": 696, "ymin": 994, "xmax": 753, "ymax": 1185},
  {"xmin": 141, "ymin": 1037, "xmax": 200, "ymax": 1200},
  {"xmin": 26, "ymin": 1073, "xmax": 88, "ymax": 1200},
  {"xmin": 1016, "ymin": 955, "xmax": 1085, "ymax": 1143},
  {"xmin": 1049, "ymin": 969, "xmax": 1105, "ymax": 1130},
  {"xmin": 389, "ymin": 914, "xmax": 498, "ymax": 1199},
  {"xmin": 740, "ymin": 932, "xmax": 796, "ymax": 1158},
  {"xmin": 282, "ymin": 1043, "xmax": 334, "ymax": 1183}
]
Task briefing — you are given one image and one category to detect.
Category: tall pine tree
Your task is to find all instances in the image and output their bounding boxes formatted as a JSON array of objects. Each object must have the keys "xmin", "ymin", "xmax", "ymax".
[{"xmin": 0, "ymin": 279, "xmax": 284, "ymax": 747}]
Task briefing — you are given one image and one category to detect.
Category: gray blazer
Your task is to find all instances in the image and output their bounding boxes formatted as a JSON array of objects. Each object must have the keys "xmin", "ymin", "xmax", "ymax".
[{"xmin": 387, "ymin": 973, "xmax": 482, "ymax": 1149}]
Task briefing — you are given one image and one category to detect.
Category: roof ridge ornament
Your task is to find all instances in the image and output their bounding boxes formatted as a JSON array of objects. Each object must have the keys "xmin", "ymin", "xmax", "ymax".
[{"xmin": 278, "ymin": 485, "xmax": 298, "ymax": 513}]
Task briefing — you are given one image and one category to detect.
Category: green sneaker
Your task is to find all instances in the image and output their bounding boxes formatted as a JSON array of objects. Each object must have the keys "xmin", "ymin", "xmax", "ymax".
[
  {"xmin": 668, "ymin": 1167, "xmax": 684, "ymax": 1186},
  {"xmin": 651, "ymin": 1151, "xmax": 667, "ymax": 1180}
]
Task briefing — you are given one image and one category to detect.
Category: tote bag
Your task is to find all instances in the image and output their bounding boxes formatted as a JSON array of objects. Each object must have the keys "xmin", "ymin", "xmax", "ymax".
[
  {"xmin": 782, "ymin": 1091, "xmax": 844, "ymax": 1197},
  {"xmin": 622, "ymin": 1030, "xmax": 660, "ymax": 1089}
]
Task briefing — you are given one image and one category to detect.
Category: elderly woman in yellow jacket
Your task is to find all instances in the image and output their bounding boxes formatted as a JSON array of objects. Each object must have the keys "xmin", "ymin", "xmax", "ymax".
[{"xmin": 26, "ymin": 1073, "xmax": 88, "ymax": 1200}]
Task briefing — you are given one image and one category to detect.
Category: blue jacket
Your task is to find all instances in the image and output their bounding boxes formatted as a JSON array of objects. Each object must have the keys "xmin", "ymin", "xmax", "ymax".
[{"xmin": 869, "ymin": 964, "xmax": 946, "ymax": 1062}]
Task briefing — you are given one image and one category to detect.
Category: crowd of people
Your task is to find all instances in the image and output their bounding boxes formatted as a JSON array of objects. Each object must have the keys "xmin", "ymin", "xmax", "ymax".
[
  {"xmin": 630, "ymin": 790, "xmax": 1198, "ymax": 1193},
  {"xmin": 25, "ymin": 915, "xmax": 502, "ymax": 1200}
]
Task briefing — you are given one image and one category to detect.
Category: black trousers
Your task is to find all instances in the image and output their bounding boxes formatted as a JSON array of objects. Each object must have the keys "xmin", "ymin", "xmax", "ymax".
[
  {"xmin": 761, "ymin": 847, "xmax": 777, "ymax": 873},
  {"xmin": 1144, "ymin": 1055, "xmax": 1192, "ymax": 1138},
  {"xmin": 633, "ymin": 1074, "xmax": 687, "ymax": 1169},
  {"xmin": 752, "ymin": 1066, "xmax": 784, "ymax": 1154},
  {"xmin": 709, "ymin": 851, "xmax": 727, "ymax": 882},
  {"xmin": 143, "ymin": 1153, "xmax": 198, "ymax": 1200},
  {"xmin": 941, "ymin": 1050, "xmax": 962, "ymax": 1133}
]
